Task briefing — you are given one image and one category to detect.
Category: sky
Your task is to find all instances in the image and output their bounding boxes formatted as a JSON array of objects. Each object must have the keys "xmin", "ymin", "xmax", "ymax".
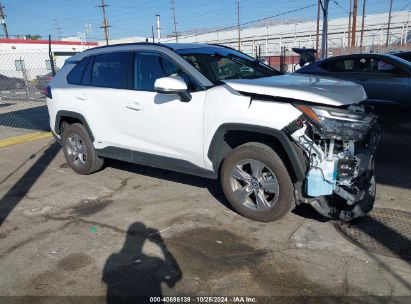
[{"xmin": 1, "ymin": 0, "xmax": 410, "ymax": 41}]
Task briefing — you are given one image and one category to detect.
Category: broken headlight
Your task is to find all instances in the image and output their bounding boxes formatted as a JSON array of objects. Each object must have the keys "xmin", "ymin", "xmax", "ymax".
[{"xmin": 294, "ymin": 104, "xmax": 376, "ymax": 140}]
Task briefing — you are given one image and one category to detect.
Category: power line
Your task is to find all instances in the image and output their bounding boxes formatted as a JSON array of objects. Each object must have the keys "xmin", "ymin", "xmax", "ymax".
[
  {"xmin": 98, "ymin": 0, "xmax": 110, "ymax": 45},
  {"xmin": 332, "ymin": 0, "xmax": 349, "ymax": 14},
  {"xmin": 173, "ymin": 3, "xmax": 317, "ymax": 40}
]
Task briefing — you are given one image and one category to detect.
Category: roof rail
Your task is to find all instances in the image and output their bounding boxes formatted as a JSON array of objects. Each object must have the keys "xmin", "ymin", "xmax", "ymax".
[{"xmin": 84, "ymin": 42, "xmax": 174, "ymax": 52}]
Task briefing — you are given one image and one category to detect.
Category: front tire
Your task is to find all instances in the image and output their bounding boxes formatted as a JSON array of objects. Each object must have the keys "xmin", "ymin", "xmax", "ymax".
[
  {"xmin": 62, "ymin": 123, "xmax": 104, "ymax": 175},
  {"xmin": 220, "ymin": 142, "xmax": 295, "ymax": 222}
]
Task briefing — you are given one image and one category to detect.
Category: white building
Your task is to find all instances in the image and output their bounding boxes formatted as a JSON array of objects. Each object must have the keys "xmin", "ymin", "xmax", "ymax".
[
  {"xmin": 0, "ymin": 38, "xmax": 98, "ymax": 80},
  {"xmin": 107, "ymin": 10, "xmax": 411, "ymax": 57}
]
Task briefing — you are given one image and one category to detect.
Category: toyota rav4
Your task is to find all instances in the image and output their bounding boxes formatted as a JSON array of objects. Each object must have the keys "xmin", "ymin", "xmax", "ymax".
[{"xmin": 46, "ymin": 43, "xmax": 379, "ymax": 222}]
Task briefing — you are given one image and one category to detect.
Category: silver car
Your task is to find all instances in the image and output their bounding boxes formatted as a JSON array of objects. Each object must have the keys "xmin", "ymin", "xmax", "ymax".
[{"xmin": 296, "ymin": 53, "xmax": 411, "ymax": 106}]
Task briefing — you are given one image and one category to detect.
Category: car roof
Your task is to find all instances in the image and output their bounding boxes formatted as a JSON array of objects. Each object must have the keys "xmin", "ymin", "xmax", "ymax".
[
  {"xmin": 390, "ymin": 50, "xmax": 411, "ymax": 55},
  {"xmin": 324, "ymin": 53, "xmax": 390, "ymax": 60},
  {"xmin": 86, "ymin": 42, "xmax": 225, "ymax": 52}
]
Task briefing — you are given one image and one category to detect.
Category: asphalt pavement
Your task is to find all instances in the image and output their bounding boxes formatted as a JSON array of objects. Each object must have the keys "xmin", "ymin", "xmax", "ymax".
[{"xmin": 0, "ymin": 115, "xmax": 410, "ymax": 303}]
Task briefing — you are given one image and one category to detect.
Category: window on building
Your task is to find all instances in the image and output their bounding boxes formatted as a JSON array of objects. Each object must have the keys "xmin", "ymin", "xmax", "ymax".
[
  {"xmin": 15, "ymin": 59, "xmax": 26, "ymax": 72},
  {"xmin": 45, "ymin": 60, "xmax": 52, "ymax": 71}
]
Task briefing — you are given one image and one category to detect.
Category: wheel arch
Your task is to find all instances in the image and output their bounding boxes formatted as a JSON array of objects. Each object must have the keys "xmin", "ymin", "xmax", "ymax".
[
  {"xmin": 55, "ymin": 110, "xmax": 95, "ymax": 142},
  {"xmin": 207, "ymin": 124, "xmax": 306, "ymax": 182}
]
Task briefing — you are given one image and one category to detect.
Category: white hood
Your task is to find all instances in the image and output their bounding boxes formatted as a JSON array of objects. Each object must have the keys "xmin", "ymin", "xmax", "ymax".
[{"xmin": 223, "ymin": 73, "xmax": 367, "ymax": 107}]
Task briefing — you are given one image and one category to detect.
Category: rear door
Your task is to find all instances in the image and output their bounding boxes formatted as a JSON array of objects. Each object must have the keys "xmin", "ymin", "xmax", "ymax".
[
  {"xmin": 72, "ymin": 51, "xmax": 135, "ymax": 148},
  {"xmin": 359, "ymin": 57, "xmax": 409, "ymax": 104}
]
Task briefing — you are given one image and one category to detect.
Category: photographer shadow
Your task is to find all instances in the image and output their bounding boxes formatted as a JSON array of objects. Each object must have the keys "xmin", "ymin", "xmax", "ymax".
[{"xmin": 102, "ymin": 222, "xmax": 182, "ymax": 303}]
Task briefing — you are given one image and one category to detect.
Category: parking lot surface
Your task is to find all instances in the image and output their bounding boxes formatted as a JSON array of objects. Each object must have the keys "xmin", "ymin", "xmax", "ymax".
[{"xmin": 0, "ymin": 117, "xmax": 410, "ymax": 303}]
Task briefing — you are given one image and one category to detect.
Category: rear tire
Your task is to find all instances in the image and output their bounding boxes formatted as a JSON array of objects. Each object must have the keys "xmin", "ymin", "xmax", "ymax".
[
  {"xmin": 62, "ymin": 123, "xmax": 104, "ymax": 175},
  {"xmin": 220, "ymin": 142, "xmax": 295, "ymax": 222}
]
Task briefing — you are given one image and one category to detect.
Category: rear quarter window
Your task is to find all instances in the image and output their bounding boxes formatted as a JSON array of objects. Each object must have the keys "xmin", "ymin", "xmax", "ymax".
[{"xmin": 67, "ymin": 56, "xmax": 92, "ymax": 85}]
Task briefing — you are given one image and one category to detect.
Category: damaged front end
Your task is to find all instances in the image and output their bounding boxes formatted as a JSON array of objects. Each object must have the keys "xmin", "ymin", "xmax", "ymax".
[{"xmin": 284, "ymin": 103, "xmax": 380, "ymax": 221}]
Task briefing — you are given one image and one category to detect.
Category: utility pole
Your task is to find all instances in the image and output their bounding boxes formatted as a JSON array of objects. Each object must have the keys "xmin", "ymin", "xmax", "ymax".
[
  {"xmin": 98, "ymin": 0, "xmax": 110, "ymax": 45},
  {"xmin": 386, "ymin": 0, "xmax": 393, "ymax": 46},
  {"xmin": 351, "ymin": 0, "xmax": 358, "ymax": 48},
  {"xmin": 316, "ymin": 0, "xmax": 321, "ymax": 57},
  {"xmin": 151, "ymin": 26, "xmax": 155, "ymax": 42},
  {"xmin": 0, "ymin": 1, "xmax": 9, "ymax": 39},
  {"xmin": 237, "ymin": 1, "xmax": 241, "ymax": 51},
  {"xmin": 321, "ymin": 0, "xmax": 330, "ymax": 59},
  {"xmin": 348, "ymin": 0, "xmax": 352, "ymax": 47},
  {"xmin": 171, "ymin": 0, "xmax": 178, "ymax": 42},
  {"xmin": 360, "ymin": 0, "xmax": 367, "ymax": 50},
  {"xmin": 54, "ymin": 19, "xmax": 63, "ymax": 40}
]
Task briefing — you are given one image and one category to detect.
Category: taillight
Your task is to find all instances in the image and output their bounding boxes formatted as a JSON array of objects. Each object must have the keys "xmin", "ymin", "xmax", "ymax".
[{"xmin": 42, "ymin": 85, "xmax": 52, "ymax": 99}]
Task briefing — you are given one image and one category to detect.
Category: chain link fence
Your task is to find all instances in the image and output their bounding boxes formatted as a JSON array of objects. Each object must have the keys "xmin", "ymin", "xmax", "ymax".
[{"xmin": 0, "ymin": 50, "xmax": 70, "ymax": 140}]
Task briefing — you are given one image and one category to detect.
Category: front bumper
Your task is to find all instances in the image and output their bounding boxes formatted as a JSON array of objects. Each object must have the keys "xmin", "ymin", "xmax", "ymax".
[{"xmin": 287, "ymin": 109, "xmax": 380, "ymax": 221}]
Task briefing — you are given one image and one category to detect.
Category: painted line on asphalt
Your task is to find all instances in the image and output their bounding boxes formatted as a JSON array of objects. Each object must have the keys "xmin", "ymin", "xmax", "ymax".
[{"xmin": 0, "ymin": 131, "xmax": 52, "ymax": 148}]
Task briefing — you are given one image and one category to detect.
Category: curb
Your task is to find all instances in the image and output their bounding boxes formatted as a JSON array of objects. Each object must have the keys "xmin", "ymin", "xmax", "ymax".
[{"xmin": 0, "ymin": 132, "xmax": 52, "ymax": 148}]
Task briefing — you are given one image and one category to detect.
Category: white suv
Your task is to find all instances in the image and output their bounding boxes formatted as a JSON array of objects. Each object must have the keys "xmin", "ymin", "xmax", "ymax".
[{"xmin": 46, "ymin": 43, "xmax": 379, "ymax": 222}]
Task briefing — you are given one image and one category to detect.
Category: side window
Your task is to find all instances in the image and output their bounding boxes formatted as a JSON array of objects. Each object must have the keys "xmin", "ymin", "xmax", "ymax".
[
  {"xmin": 321, "ymin": 59, "xmax": 356, "ymax": 73},
  {"xmin": 67, "ymin": 56, "xmax": 92, "ymax": 85},
  {"xmin": 369, "ymin": 58, "xmax": 401, "ymax": 75},
  {"xmin": 91, "ymin": 52, "xmax": 131, "ymax": 89},
  {"xmin": 134, "ymin": 53, "xmax": 197, "ymax": 92}
]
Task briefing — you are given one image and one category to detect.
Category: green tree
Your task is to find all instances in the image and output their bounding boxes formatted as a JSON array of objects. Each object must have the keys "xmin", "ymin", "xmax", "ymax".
[{"xmin": 25, "ymin": 34, "xmax": 41, "ymax": 40}]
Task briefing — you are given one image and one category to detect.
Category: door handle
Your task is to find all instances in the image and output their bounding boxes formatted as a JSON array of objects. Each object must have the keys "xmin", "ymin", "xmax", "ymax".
[
  {"xmin": 358, "ymin": 78, "xmax": 367, "ymax": 82},
  {"xmin": 75, "ymin": 95, "xmax": 87, "ymax": 101},
  {"xmin": 126, "ymin": 102, "xmax": 143, "ymax": 111}
]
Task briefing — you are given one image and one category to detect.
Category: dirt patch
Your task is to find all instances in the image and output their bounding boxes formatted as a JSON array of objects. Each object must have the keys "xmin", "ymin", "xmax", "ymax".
[
  {"xmin": 70, "ymin": 198, "xmax": 113, "ymax": 217},
  {"xmin": 166, "ymin": 227, "xmax": 334, "ymax": 295},
  {"xmin": 32, "ymin": 271, "xmax": 63, "ymax": 290},
  {"xmin": 57, "ymin": 253, "xmax": 94, "ymax": 271}
]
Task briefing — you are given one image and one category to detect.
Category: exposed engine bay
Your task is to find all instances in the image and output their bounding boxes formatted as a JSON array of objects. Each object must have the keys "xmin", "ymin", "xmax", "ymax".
[{"xmin": 284, "ymin": 103, "xmax": 380, "ymax": 221}]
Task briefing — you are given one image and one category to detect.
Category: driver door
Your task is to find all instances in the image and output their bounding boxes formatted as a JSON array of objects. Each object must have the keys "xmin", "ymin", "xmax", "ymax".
[{"xmin": 119, "ymin": 51, "xmax": 207, "ymax": 168}]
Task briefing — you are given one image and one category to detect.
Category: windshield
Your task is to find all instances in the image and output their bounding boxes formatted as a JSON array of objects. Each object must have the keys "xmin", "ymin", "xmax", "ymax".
[{"xmin": 176, "ymin": 47, "xmax": 281, "ymax": 85}]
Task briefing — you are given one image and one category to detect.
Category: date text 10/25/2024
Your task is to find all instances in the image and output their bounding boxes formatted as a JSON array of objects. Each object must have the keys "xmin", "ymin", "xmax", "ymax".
[{"xmin": 150, "ymin": 296, "xmax": 257, "ymax": 303}]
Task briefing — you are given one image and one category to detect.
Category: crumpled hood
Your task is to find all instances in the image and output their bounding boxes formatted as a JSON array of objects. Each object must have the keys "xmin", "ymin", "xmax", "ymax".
[{"xmin": 223, "ymin": 73, "xmax": 367, "ymax": 107}]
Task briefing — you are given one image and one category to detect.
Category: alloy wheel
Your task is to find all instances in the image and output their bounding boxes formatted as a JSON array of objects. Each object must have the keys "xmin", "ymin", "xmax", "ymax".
[
  {"xmin": 65, "ymin": 133, "xmax": 87, "ymax": 168},
  {"xmin": 229, "ymin": 159, "xmax": 279, "ymax": 212}
]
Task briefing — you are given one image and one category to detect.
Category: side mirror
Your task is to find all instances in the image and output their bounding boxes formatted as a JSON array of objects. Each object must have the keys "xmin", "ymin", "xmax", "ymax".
[{"xmin": 154, "ymin": 76, "xmax": 192, "ymax": 102}]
